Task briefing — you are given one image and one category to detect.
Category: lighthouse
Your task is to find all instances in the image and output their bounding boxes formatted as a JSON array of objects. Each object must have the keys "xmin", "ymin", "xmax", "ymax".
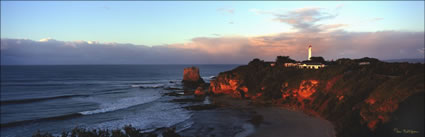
[{"xmin": 308, "ymin": 45, "xmax": 312, "ymax": 60}]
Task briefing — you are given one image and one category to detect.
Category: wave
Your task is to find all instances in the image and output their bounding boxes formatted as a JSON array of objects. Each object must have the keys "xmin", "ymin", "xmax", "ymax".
[
  {"xmin": 1, "ymin": 95, "xmax": 89, "ymax": 105},
  {"xmin": 78, "ymin": 95, "xmax": 160, "ymax": 115},
  {"xmin": 175, "ymin": 120, "xmax": 194, "ymax": 133},
  {"xmin": 1, "ymin": 81, "xmax": 109, "ymax": 87},
  {"xmin": 101, "ymin": 91, "xmax": 129, "ymax": 95},
  {"xmin": 93, "ymin": 87, "xmax": 133, "ymax": 94},
  {"xmin": 131, "ymin": 84, "xmax": 164, "ymax": 88},
  {"xmin": 1, "ymin": 113, "xmax": 82, "ymax": 128},
  {"xmin": 201, "ymin": 76, "xmax": 216, "ymax": 81},
  {"xmin": 2, "ymin": 80, "xmax": 175, "ymax": 87},
  {"xmin": 89, "ymin": 102, "xmax": 192, "ymax": 132}
]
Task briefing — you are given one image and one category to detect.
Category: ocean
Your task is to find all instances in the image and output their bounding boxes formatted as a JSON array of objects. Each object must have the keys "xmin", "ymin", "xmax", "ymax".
[{"xmin": 0, "ymin": 65, "xmax": 239, "ymax": 137}]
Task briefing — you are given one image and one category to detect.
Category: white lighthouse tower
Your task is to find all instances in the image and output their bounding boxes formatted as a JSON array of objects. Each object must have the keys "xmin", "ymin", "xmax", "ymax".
[{"xmin": 308, "ymin": 45, "xmax": 312, "ymax": 60}]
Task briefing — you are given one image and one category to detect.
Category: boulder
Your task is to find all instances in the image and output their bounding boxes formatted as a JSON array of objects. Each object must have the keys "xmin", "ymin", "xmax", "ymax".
[{"xmin": 182, "ymin": 67, "xmax": 204, "ymax": 89}]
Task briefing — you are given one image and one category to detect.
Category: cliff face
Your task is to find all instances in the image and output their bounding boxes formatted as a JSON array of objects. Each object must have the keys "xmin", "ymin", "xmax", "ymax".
[
  {"xmin": 209, "ymin": 59, "xmax": 424, "ymax": 137},
  {"xmin": 182, "ymin": 67, "xmax": 205, "ymax": 89}
]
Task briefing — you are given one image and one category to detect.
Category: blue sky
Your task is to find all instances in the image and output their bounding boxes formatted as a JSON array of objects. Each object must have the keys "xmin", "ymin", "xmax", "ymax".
[{"xmin": 1, "ymin": 1, "xmax": 424, "ymax": 46}]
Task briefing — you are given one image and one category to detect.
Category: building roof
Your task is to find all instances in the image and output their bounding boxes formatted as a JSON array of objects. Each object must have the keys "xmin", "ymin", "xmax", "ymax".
[{"xmin": 302, "ymin": 62, "xmax": 323, "ymax": 65}]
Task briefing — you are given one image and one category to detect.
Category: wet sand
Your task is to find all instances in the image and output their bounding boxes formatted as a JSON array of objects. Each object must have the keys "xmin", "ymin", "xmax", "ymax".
[
  {"xmin": 179, "ymin": 95, "xmax": 335, "ymax": 137},
  {"xmin": 248, "ymin": 107, "xmax": 335, "ymax": 137}
]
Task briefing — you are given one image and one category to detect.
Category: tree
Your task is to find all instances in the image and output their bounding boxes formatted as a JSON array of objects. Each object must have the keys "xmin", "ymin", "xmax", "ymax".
[
  {"xmin": 355, "ymin": 57, "xmax": 380, "ymax": 63},
  {"xmin": 310, "ymin": 56, "xmax": 325, "ymax": 63},
  {"xmin": 248, "ymin": 58, "xmax": 267, "ymax": 67},
  {"xmin": 276, "ymin": 56, "xmax": 296, "ymax": 65}
]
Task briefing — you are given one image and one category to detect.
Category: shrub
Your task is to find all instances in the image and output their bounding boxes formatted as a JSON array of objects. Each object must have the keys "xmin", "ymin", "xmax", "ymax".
[{"xmin": 31, "ymin": 125, "xmax": 183, "ymax": 137}]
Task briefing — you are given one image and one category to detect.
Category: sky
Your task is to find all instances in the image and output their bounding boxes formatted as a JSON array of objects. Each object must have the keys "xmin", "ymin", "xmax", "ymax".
[{"xmin": 1, "ymin": 1, "xmax": 424, "ymax": 65}]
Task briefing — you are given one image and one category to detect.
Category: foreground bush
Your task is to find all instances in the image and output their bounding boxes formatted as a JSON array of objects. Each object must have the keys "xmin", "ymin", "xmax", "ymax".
[{"xmin": 32, "ymin": 125, "xmax": 181, "ymax": 137}]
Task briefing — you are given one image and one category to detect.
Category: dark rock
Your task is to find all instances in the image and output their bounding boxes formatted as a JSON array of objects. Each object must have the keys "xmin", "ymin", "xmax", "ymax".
[
  {"xmin": 184, "ymin": 104, "xmax": 218, "ymax": 111},
  {"xmin": 162, "ymin": 127, "xmax": 181, "ymax": 137},
  {"xmin": 182, "ymin": 67, "xmax": 205, "ymax": 89},
  {"xmin": 171, "ymin": 97, "xmax": 204, "ymax": 103},
  {"xmin": 248, "ymin": 114, "xmax": 264, "ymax": 127},
  {"xmin": 164, "ymin": 87, "xmax": 182, "ymax": 90},
  {"xmin": 194, "ymin": 83, "xmax": 210, "ymax": 97}
]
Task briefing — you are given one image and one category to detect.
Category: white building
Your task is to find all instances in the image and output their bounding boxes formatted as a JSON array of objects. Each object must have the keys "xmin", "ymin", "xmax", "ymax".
[
  {"xmin": 359, "ymin": 62, "xmax": 370, "ymax": 65},
  {"xmin": 298, "ymin": 62, "xmax": 326, "ymax": 69},
  {"xmin": 283, "ymin": 45, "xmax": 326, "ymax": 69},
  {"xmin": 284, "ymin": 62, "xmax": 299, "ymax": 67},
  {"xmin": 308, "ymin": 45, "xmax": 312, "ymax": 61}
]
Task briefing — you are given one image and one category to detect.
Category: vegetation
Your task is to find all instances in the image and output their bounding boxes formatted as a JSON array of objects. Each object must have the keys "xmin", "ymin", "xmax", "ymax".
[
  {"xmin": 32, "ymin": 125, "xmax": 181, "ymax": 137},
  {"xmin": 308, "ymin": 56, "xmax": 325, "ymax": 63},
  {"xmin": 275, "ymin": 56, "xmax": 296, "ymax": 65},
  {"xmin": 214, "ymin": 56, "xmax": 424, "ymax": 137}
]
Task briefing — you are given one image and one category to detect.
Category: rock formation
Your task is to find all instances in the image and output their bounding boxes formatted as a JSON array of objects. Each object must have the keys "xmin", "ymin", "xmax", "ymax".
[
  {"xmin": 182, "ymin": 67, "xmax": 205, "ymax": 89},
  {"xmin": 194, "ymin": 83, "xmax": 209, "ymax": 96},
  {"xmin": 209, "ymin": 58, "xmax": 424, "ymax": 137}
]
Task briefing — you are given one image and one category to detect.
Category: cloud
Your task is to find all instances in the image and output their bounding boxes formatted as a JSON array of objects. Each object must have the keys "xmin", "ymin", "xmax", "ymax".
[
  {"xmin": 252, "ymin": 7, "xmax": 340, "ymax": 33},
  {"xmin": 273, "ymin": 7, "xmax": 337, "ymax": 33},
  {"xmin": 1, "ymin": 7, "xmax": 423, "ymax": 65},
  {"xmin": 335, "ymin": 4, "xmax": 344, "ymax": 10},
  {"xmin": 39, "ymin": 37, "xmax": 54, "ymax": 42},
  {"xmin": 250, "ymin": 8, "xmax": 275, "ymax": 15},
  {"xmin": 320, "ymin": 24, "xmax": 348, "ymax": 30},
  {"xmin": 2, "ymin": 30, "xmax": 423, "ymax": 65},
  {"xmin": 0, "ymin": 38, "xmax": 257, "ymax": 65},
  {"xmin": 418, "ymin": 48, "xmax": 425, "ymax": 54},
  {"xmin": 217, "ymin": 8, "xmax": 234, "ymax": 14}
]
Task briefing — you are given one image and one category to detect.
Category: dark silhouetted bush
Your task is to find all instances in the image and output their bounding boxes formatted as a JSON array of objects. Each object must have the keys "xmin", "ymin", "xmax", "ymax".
[{"xmin": 31, "ymin": 125, "xmax": 184, "ymax": 137}]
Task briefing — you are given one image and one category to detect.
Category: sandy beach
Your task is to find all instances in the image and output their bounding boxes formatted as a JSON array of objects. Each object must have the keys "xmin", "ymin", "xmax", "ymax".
[{"xmin": 178, "ymin": 95, "xmax": 336, "ymax": 137}]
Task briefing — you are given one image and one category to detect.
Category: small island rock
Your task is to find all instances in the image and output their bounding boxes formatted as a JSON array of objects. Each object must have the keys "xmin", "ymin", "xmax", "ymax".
[{"xmin": 182, "ymin": 66, "xmax": 204, "ymax": 89}]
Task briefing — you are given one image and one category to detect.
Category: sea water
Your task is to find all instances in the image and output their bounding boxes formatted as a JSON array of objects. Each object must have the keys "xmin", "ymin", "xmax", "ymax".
[{"xmin": 0, "ymin": 65, "xmax": 238, "ymax": 137}]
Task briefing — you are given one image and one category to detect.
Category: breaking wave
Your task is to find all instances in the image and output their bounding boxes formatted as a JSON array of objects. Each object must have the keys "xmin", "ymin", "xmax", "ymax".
[
  {"xmin": 90, "ymin": 102, "xmax": 192, "ymax": 132},
  {"xmin": 78, "ymin": 95, "xmax": 160, "ymax": 115},
  {"xmin": 1, "ymin": 95, "xmax": 89, "ymax": 105},
  {"xmin": 130, "ymin": 84, "xmax": 164, "ymax": 88}
]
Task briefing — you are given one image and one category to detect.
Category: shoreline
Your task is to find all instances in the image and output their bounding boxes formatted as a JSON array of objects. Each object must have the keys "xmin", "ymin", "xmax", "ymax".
[{"xmin": 178, "ymin": 95, "xmax": 336, "ymax": 137}]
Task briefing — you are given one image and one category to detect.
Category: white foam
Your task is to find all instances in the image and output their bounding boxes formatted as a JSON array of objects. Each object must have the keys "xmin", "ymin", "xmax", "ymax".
[
  {"xmin": 79, "ymin": 95, "xmax": 160, "ymax": 115},
  {"xmin": 131, "ymin": 84, "xmax": 164, "ymax": 88},
  {"xmin": 201, "ymin": 76, "xmax": 216, "ymax": 83},
  {"xmin": 90, "ymin": 102, "xmax": 192, "ymax": 131},
  {"xmin": 203, "ymin": 96, "xmax": 211, "ymax": 104},
  {"xmin": 175, "ymin": 121, "xmax": 194, "ymax": 133}
]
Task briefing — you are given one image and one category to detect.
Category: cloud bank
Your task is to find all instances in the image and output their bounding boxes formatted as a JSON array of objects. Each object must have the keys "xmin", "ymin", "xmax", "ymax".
[{"xmin": 1, "ymin": 7, "xmax": 424, "ymax": 65}]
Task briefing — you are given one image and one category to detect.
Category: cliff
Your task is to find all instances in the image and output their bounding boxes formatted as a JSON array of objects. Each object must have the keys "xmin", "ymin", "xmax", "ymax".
[
  {"xmin": 209, "ymin": 58, "xmax": 424, "ymax": 137},
  {"xmin": 182, "ymin": 67, "xmax": 205, "ymax": 89}
]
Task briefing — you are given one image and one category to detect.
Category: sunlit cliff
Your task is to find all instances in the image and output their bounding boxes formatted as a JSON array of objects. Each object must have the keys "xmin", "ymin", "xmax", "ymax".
[{"xmin": 209, "ymin": 57, "xmax": 424, "ymax": 137}]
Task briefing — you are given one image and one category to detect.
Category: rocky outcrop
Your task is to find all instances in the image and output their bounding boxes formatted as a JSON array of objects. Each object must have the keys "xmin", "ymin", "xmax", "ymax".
[
  {"xmin": 182, "ymin": 67, "xmax": 204, "ymax": 89},
  {"xmin": 209, "ymin": 72, "xmax": 248, "ymax": 98},
  {"xmin": 194, "ymin": 83, "xmax": 209, "ymax": 96},
  {"xmin": 209, "ymin": 58, "xmax": 424, "ymax": 137}
]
